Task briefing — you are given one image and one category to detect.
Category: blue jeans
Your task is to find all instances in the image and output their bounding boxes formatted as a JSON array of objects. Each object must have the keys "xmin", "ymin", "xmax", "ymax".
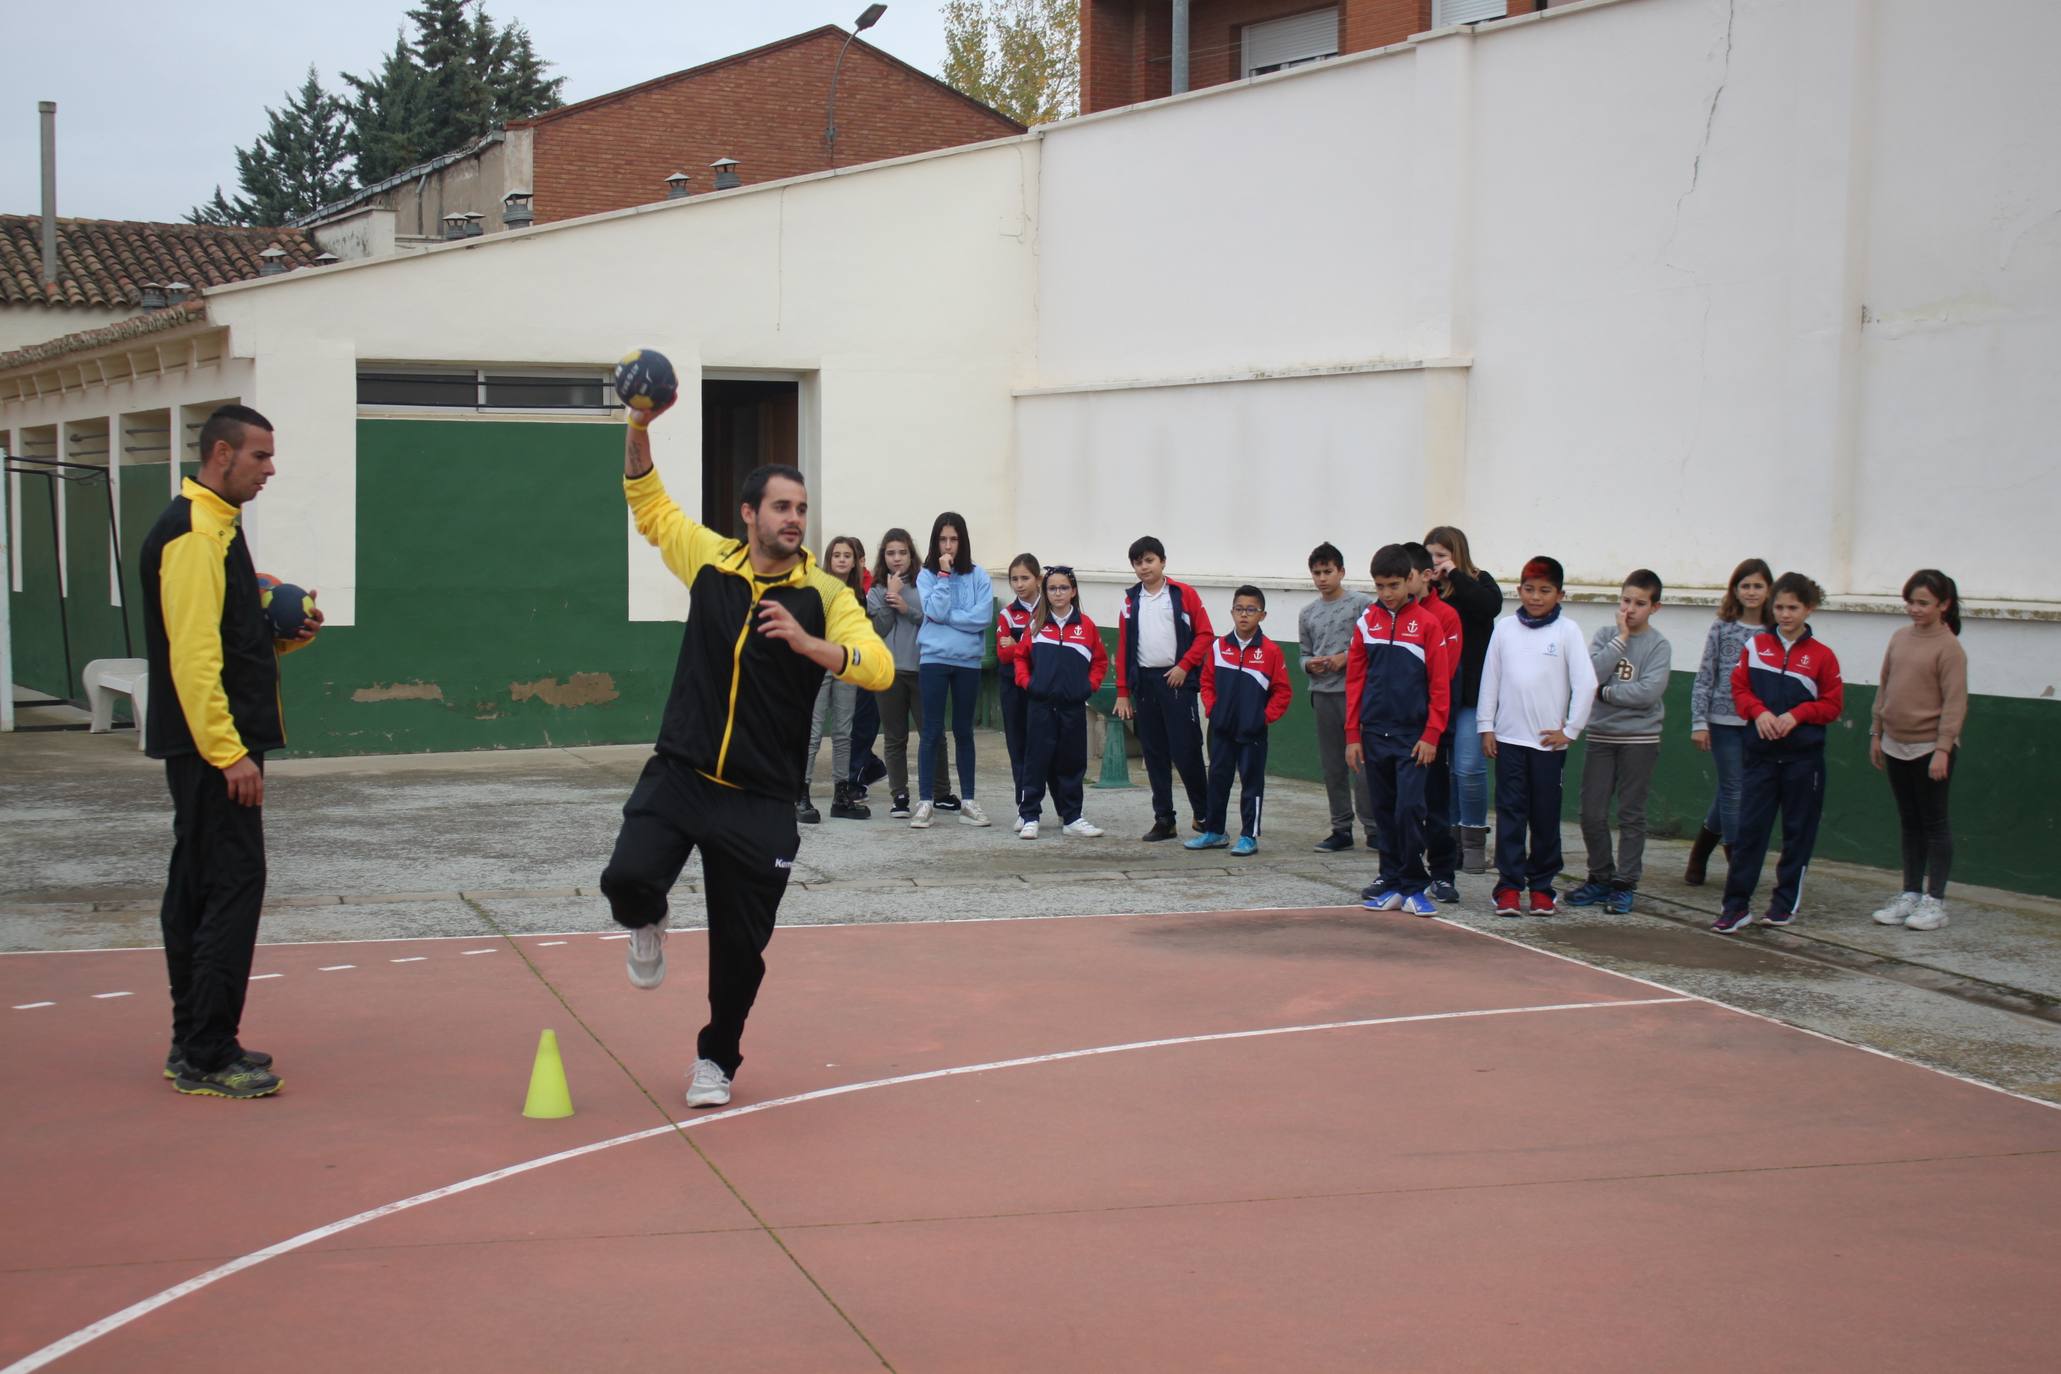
[
  {"xmin": 1700, "ymin": 723, "xmax": 1749, "ymax": 843},
  {"xmin": 1450, "ymin": 705, "xmax": 1488, "ymax": 827},
  {"xmin": 918, "ymin": 663, "xmax": 980, "ymax": 801}
]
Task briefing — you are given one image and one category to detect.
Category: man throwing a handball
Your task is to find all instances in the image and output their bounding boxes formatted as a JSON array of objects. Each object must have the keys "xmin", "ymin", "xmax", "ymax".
[{"xmin": 601, "ymin": 395, "xmax": 891, "ymax": 1107}]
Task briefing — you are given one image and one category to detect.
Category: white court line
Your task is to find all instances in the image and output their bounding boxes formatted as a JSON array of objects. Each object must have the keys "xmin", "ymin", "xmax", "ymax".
[
  {"xmin": 13, "ymin": 1002, "xmax": 54, "ymax": 1010},
  {"xmin": 461, "ymin": 949, "xmax": 497, "ymax": 956},
  {"xmin": 318, "ymin": 965, "xmax": 354, "ymax": 972},
  {"xmin": 537, "ymin": 941, "xmax": 567, "ymax": 947},
  {"xmin": 249, "ymin": 974, "xmax": 283, "ymax": 982},
  {"xmin": 0, "ymin": 995, "xmax": 1686, "ymax": 1374},
  {"xmin": 389, "ymin": 957, "xmax": 426, "ymax": 964},
  {"xmin": 90, "ymin": 992, "xmax": 131, "ymax": 1000},
  {"xmin": 598, "ymin": 933, "xmax": 629, "ymax": 941},
  {"xmin": 1433, "ymin": 916, "xmax": 2061, "ymax": 1114}
]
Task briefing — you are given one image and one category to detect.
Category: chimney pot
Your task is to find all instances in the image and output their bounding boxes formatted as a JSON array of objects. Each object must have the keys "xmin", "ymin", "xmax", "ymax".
[
  {"xmin": 140, "ymin": 281, "xmax": 167, "ymax": 309},
  {"xmin": 257, "ymin": 244, "xmax": 289, "ymax": 276},
  {"xmin": 710, "ymin": 157, "xmax": 741, "ymax": 191},
  {"xmin": 442, "ymin": 213, "xmax": 467, "ymax": 241},
  {"xmin": 314, "ymin": 251, "xmax": 340, "ymax": 265},
  {"xmin": 164, "ymin": 281, "xmax": 192, "ymax": 304},
  {"xmin": 502, "ymin": 189, "xmax": 534, "ymax": 228},
  {"xmin": 665, "ymin": 171, "xmax": 691, "ymax": 200}
]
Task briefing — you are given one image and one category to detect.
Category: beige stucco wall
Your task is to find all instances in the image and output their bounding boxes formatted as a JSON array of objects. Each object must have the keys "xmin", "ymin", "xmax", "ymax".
[{"xmin": 0, "ymin": 306, "xmax": 136, "ymax": 354}]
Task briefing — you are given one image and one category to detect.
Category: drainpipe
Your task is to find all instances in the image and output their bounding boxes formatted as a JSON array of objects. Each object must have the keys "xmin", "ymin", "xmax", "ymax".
[
  {"xmin": 39, "ymin": 101, "xmax": 59, "ymax": 287},
  {"xmin": 1171, "ymin": 1, "xmax": 1189, "ymax": 95}
]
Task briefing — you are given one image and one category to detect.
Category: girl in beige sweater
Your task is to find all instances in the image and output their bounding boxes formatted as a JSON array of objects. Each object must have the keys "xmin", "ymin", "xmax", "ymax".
[{"xmin": 1869, "ymin": 570, "xmax": 1968, "ymax": 931}]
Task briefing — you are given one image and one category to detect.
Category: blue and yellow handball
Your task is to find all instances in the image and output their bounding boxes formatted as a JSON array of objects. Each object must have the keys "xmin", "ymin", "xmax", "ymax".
[
  {"xmin": 613, "ymin": 348, "xmax": 679, "ymax": 417},
  {"xmin": 257, "ymin": 575, "xmax": 315, "ymax": 638}
]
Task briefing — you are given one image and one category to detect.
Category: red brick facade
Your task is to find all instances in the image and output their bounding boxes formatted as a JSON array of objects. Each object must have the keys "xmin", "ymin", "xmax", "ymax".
[
  {"xmin": 1083, "ymin": 1, "xmax": 1515, "ymax": 113},
  {"xmin": 522, "ymin": 28, "xmax": 1024, "ymax": 225}
]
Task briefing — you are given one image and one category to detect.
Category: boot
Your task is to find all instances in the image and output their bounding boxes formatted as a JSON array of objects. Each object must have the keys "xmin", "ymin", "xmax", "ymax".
[
  {"xmin": 830, "ymin": 779, "xmax": 870, "ymax": 821},
  {"xmin": 1460, "ymin": 825, "xmax": 1488, "ymax": 875},
  {"xmin": 796, "ymin": 792, "xmax": 821, "ymax": 824},
  {"xmin": 1683, "ymin": 826, "xmax": 1721, "ymax": 885}
]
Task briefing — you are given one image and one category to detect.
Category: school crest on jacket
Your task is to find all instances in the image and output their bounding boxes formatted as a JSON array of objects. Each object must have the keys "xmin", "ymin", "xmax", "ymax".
[
  {"xmin": 995, "ymin": 599, "xmax": 1038, "ymax": 685},
  {"xmin": 1730, "ymin": 626, "xmax": 1844, "ymax": 751},
  {"xmin": 1344, "ymin": 598, "xmax": 1452, "ymax": 746},
  {"xmin": 1200, "ymin": 631, "xmax": 1293, "ymax": 739},
  {"xmin": 1014, "ymin": 610, "xmax": 1110, "ymax": 702},
  {"xmin": 1115, "ymin": 580, "xmax": 1213, "ymax": 695}
]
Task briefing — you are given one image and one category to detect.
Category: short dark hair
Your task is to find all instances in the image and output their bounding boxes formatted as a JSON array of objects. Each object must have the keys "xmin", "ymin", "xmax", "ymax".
[
  {"xmin": 741, "ymin": 464, "xmax": 805, "ymax": 511},
  {"xmin": 197, "ymin": 404, "xmax": 272, "ymax": 465},
  {"xmin": 1127, "ymin": 535, "xmax": 1166, "ymax": 565},
  {"xmin": 1771, "ymin": 571, "xmax": 1824, "ymax": 609},
  {"xmin": 1402, "ymin": 541, "xmax": 1434, "ymax": 574},
  {"xmin": 925, "ymin": 511, "xmax": 974, "ymax": 575},
  {"xmin": 1369, "ymin": 544, "xmax": 1413, "ymax": 580},
  {"xmin": 1308, "ymin": 542, "xmax": 1344, "ymax": 571},
  {"xmin": 1520, "ymin": 556, "xmax": 1565, "ymax": 590},
  {"xmin": 1623, "ymin": 568, "xmax": 1663, "ymax": 600},
  {"xmin": 1232, "ymin": 584, "xmax": 1266, "ymax": 610}
]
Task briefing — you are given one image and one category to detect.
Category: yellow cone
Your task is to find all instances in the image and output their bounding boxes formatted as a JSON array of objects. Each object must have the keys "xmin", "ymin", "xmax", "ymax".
[{"xmin": 522, "ymin": 1028, "xmax": 574, "ymax": 1119}]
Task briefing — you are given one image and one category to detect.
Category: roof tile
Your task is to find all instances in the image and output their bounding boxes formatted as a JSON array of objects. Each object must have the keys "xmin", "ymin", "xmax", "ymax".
[{"xmin": 0, "ymin": 216, "xmax": 323, "ymax": 310}]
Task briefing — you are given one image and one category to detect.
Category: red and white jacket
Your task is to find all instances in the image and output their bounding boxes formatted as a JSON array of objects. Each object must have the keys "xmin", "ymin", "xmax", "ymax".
[
  {"xmin": 1013, "ymin": 609, "xmax": 1109, "ymax": 703},
  {"xmin": 1345, "ymin": 597, "xmax": 1452, "ymax": 747},
  {"xmin": 995, "ymin": 598, "xmax": 1038, "ymax": 687},
  {"xmin": 1200, "ymin": 631, "xmax": 1293, "ymax": 740}
]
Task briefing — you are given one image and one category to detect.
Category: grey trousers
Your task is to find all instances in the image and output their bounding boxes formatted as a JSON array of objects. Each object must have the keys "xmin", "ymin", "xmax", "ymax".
[
  {"xmin": 1311, "ymin": 691, "xmax": 1378, "ymax": 838},
  {"xmin": 1580, "ymin": 738, "xmax": 1661, "ymax": 887},
  {"xmin": 877, "ymin": 670, "xmax": 951, "ymax": 798},
  {"xmin": 805, "ymin": 677, "xmax": 856, "ymax": 789}
]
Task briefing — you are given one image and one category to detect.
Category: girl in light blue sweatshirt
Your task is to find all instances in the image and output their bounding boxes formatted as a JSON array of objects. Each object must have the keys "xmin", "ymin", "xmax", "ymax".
[{"xmin": 913, "ymin": 511, "xmax": 994, "ymax": 829}]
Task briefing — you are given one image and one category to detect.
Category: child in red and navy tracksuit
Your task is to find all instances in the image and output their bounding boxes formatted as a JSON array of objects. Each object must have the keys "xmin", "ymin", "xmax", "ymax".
[
  {"xmin": 1187, "ymin": 585, "xmax": 1293, "ymax": 856},
  {"xmin": 1014, "ymin": 566, "xmax": 1110, "ymax": 840},
  {"xmin": 1715, "ymin": 572, "xmax": 1845, "ymax": 933},
  {"xmin": 1347, "ymin": 545, "xmax": 1452, "ymax": 916},
  {"xmin": 1407, "ymin": 542, "xmax": 1465, "ymax": 900},
  {"xmin": 996, "ymin": 554, "xmax": 1042, "ymax": 830},
  {"xmin": 1114, "ymin": 536, "xmax": 1215, "ymax": 841}
]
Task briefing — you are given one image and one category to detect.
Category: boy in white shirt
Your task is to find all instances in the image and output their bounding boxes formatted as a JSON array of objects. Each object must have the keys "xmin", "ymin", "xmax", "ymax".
[{"xmin": 1477, "ymin": 556, "xmax": 1598, "ymax": 917}]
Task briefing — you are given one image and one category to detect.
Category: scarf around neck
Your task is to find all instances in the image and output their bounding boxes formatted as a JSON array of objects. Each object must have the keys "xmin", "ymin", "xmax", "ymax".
[{"xmin": 1516, "ymin": 604, "xmax": 1562, "ymax": 629}]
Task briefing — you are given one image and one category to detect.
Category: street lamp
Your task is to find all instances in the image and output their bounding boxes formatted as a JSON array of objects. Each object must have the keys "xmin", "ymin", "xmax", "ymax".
[{"xmin": 825, "ymin": 4, "xmax": 888, "ymax": 169}]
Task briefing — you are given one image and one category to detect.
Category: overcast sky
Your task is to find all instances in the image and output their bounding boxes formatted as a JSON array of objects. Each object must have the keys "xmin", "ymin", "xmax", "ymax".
[{"xmin": 5, "ymin": 1, "xmax": 951, "ymax": 223}]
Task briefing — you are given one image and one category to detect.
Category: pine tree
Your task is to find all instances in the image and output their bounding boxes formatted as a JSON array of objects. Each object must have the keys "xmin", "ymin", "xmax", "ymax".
[
  {"xmin": 411, "ymin": 0, "xmax": 495, "ymax": 151},
  {"xmin": 187, "ymin": 66, "xmax": 355, "ymax": 226},
  {"xmin": 941, "ymin": 0, "xmax": 1079, "ymax": 127},
  {"xmin": 342, "ymin": 33, "xmax": 434, "ymax": 184},
  {"xmin": 491, "ymin": 23, "xmax": 566, "ymax": 122}
]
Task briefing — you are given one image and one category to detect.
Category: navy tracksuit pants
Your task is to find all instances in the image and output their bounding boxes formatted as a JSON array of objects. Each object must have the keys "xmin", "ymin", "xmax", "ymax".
[
  {"xmin": 1495, "ymin": 743, "xmax": 1567, "ymax": 893},
  {"xmin": 1363, "ymin": 735, "xmax": 1430, "ymax": 895},
  {"xmin": 1205, "ymin": 730, "xmax": 1268, "ymax": 838},
  {"xmin": 1423, "ymin": 729, "xmax": 1459, "ymax": 882},
  {"xmin": 999, "ymin": 680, "xmax": 1030, "ymax": 807},
  {"xmin": 1722, "ymin": 745, "xmax": 1826, "ymax": 918},
  {"xmin": 1134, "ymin": 666, "xmax": 1208, "ymax": 826},
  {"xmin": 1019, "ymin": 699, "xmax": 1087, "ymax": 825}
]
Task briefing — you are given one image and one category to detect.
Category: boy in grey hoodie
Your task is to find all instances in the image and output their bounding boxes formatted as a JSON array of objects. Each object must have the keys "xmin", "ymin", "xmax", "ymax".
[{"xmin": 1571, "ymin": 570, "xmax": 1672, "ymax": 913}]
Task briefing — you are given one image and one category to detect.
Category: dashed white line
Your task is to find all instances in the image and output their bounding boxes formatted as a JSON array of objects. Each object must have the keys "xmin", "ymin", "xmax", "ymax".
[
  {"xmin": 599, "ymin": 933, "xmax": 629, "ymax": 941},
  {"xmin": 319, "ymin": 964, "xmax": 355, "ymax": 972},
  {"xmin": 389, "ymin": 957, "xmax": 427, "ymax": 964},
  {"xmin": 537, "ymin": 941, "xmax": 567, "ymax": 947},
  {"xmin": 462, "ymin": 948, "xmax": 497, "ymax": 956},
  {"xmin": 91, "ymin": 992, "xmax": 133, "ymax": 1000},
  {"xmin": 13, "ymin": 1002, "xmax": 55, "ymax": 1010},
  {"xmin": 249, "ymin": 974, "xmax": 283, "ymax": 981}
]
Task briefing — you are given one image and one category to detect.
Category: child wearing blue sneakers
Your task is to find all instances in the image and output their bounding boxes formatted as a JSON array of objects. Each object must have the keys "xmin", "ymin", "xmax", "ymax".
[
  {"xmin": 1188, "ymin": 586, "xmax": 1293, "ymax": 856},
  {"xmin": 1345, "ymin": 546, "xmax": 1452, "ymax": 916},
  {"xmin": 1568, "ymin": 570, "xmax": 1672, "ymax": 914}
]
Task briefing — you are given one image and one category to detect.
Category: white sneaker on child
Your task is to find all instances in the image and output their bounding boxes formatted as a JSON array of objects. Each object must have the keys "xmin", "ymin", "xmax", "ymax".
[
  {"xmin": 958, "ymin": 799, "xmax": 991, "ymax": 827},
  {"xmin": 1904, "ymin": 895, "xmax": 1949, "ymax": 931},
  {"xmin": 1063, "ymin": 818, "xmax": 1104, "ymax": 837},
  {"xmin": 1871, "ymin": 892, "xmax": 1920, "ymax": 926},
  {"xmin": 1019, "ymin": 820, "xmax": 1039, "ymax": 840},
  {"xmin": 910, "ymin": 801, "xmax": 935, "ymax": 829}
]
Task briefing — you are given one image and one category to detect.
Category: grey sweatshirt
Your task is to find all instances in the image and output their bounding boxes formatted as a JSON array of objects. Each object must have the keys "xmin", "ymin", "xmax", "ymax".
[
  {"xmin": 1587, "ymin": 624, "xmax": 1672, "ymax": 742},
  {"xmin": 1690, "ymin": 618, "xmax": 1759, "ymax": 730},
  {"xmin": 1297, "ymin": 590, "xmax": 1373, "ymax": 695},
  {"xmin": 867, "ymin": 581, "xmax": 924, "ymax": 673}
]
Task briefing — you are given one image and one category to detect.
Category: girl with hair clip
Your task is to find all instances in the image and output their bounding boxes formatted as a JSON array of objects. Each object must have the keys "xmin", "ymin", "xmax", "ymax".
[
  {"xmin": 1870, "ymin": 569, "xmax": 1969, "ymax": 931},
  {"xmin": 995, "ymin": 553, "xmax": 1043, "ymax": 833},
  {"xmin": 1684, "ymin": 557, "xmax": 1774, "ymax": 885},
  {"xmin": 800, "ymin": 535, "xmax": 871, "ymax": 823},
  {"xmin": 1013, "ymin": 565, "xmax": 1109, "ymax": 839}
]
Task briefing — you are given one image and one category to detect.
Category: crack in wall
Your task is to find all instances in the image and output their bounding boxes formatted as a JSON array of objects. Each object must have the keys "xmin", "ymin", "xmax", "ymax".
[{"xmin": 1663, "ymin": 0, "xmax": 1737, "ymax": 272}]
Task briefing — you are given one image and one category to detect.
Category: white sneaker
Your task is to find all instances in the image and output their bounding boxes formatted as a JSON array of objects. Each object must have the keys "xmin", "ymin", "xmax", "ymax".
[
  {"xmin": 1013, "ymin": 815, "xmax": 1026, "ymax": 833},
  {"xmin": 1019, "ymin": 819, "xmax": 1039, "ymax": 839},
  {"xmin": 685, "ymin": 1057, "xmax": 732, "ymax": 1107},
  {"xmin": 1905, "ymin": 895, "xmax": 1949, "ymax": 931},
  {"xmin": 959, "ymin": 798, "xmax": 992, "ymax": 827},
  {"xmin": 625, "ymin": 916, "xmax": 668, "ymax": 989},
  {"xmin": 1063, "ymin": 818, "xmax": 1104, "ymax": 837},
  {"xmin": 909, "ymin": 801, "xmax": 935, "ymax": 829},
  {"xmin": 1871, "ymin": 892, "xmax": 1920, "ymax": 926}
]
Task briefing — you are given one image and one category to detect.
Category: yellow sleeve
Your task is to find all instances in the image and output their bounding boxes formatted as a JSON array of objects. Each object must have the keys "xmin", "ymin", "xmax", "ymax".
[
  {"xmin": 159, "ymin": 530, "xmax": 247, "ymax": 769},
  {"xmin": 625, "ymin": 468, "xmax": 730, "ymax": 587},
  {"xmin": 824, "ymin": 582, "xmax": 895, "ymax": 692}
]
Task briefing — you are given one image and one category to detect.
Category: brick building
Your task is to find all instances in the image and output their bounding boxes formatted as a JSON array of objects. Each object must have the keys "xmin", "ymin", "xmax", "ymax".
[
  {"xmin": 298, "ymin": 27, "xmax": 1023, "ymax": 248},
  {"xmin": 1082, "ymin": 0, "xmax": 1523, "ymax": 111}
]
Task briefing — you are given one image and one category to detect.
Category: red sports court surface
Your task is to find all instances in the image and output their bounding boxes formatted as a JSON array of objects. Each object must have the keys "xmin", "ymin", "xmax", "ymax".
[{"xmin": 5, "ymin": 907, "xmax": 2059, "ymax": 1372}]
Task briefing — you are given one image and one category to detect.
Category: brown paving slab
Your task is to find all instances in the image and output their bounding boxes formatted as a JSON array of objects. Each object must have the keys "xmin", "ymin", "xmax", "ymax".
[
  {"xmin": 784, "ymin": 1153, "xmax": 2061, "ymax": 1373},
  {"xmin": 51, "ymin": 1232, "xmax": 884, "ymax": 1374}
]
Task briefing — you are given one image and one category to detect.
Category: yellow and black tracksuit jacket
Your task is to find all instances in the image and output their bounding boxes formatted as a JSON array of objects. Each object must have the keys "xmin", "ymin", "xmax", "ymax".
[
  {"xmin": 140, "ymin": 478, "xmax": 304, "ymax": 766},
  {"xmin": 629, "ymin": 469, "xmax": 893, "ymax": 800}
]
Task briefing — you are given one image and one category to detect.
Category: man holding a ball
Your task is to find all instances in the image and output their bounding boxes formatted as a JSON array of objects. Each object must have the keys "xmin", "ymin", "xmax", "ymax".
[
  {"xmin": 141, "ymin": 404, "xmax": 322, "ymax": 1099},
  {"xmin": 601, "ymin": 361, "xmax": 893, "ymax": 1108}
]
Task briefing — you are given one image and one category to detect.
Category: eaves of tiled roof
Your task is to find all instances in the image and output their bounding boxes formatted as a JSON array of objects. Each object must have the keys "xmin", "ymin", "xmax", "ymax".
[
  {"xmin": 0, "ymin": 299, "xmax": 208, "ymax": 375},
  {"xmin": 0, "ymin": 215, "xmax": 322, "ymax": 310}
]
